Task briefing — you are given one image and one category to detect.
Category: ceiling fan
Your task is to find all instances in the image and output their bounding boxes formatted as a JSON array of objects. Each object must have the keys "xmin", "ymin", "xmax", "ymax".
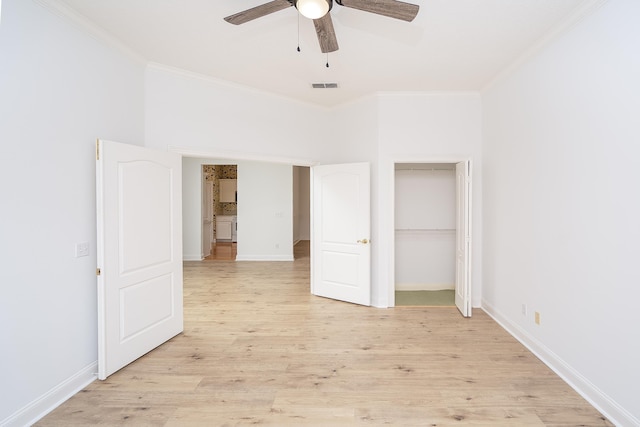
[{"xmin": 224, "ymin": 0, "xmax": 420, "ymax": 53}]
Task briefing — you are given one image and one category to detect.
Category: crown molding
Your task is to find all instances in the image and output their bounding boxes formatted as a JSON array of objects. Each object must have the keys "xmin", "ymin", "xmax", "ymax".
[
  {"xmin": 377, "ymin": 91, "xmax": 481, "ymax": 99},
  {"xmin": 482, "ymin": 0, "xmax": 610, "ymax": 93},
  {"xmin": 32, "ymin": 0, "xmax": 147, "ymax": 65}
]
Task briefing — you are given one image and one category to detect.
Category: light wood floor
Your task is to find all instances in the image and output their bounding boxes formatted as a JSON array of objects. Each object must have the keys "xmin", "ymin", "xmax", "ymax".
[
  {"xmin": 37, "ymin": 242, "xmax": 611, "ymax": 426},
  {"xmin": 203, "ymin": 242, "xmax": 237, "ymax": 261}
]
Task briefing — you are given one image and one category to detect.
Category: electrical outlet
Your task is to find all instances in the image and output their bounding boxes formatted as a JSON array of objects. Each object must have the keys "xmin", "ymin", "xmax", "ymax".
[
  {"xmin": 75, "ymin": 242, "xmax": 89, "ymax": 258},
  {"xmin": 521, "ymin": 304, "xmax": 527, "ymax": 316},
  {"xmin": 535, "ymin": 311, "xmax": 541, "ymax": 325}
]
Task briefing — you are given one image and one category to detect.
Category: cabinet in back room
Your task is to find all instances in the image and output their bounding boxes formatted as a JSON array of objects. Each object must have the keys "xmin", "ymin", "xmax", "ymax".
[
  {"xmin": 216, "ymin": 215, "xmax": 236, "ymax": 241},
  {"xmin": 219, "ymin": 179, "xmax": 237, "ymax": 202}
]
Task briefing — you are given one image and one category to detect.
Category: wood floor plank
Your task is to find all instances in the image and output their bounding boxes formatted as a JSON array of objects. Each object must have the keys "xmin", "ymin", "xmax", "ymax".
[{"xmin": 36, "ymin": 241, "xmax": 612, "ymax": 426}]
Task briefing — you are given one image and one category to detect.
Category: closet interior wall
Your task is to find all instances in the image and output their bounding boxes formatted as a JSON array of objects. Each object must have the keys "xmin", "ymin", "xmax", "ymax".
[{"xmin": 394, "ymin": 163, "xmax": 456, "ymax": 291}]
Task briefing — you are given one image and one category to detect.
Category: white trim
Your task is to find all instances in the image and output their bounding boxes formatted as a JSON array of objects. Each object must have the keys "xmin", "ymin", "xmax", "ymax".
[
  {"xmin": 183, "ymin": 254, "xmax": 204, "ymax": 261},
  {"xmin": 482, "ymin": 300, "xmax": 638, "ymax": 427},
  {"xmin": 378, "ymin": 91, "xmax": 481, "ymax": 100},
  {"xmin": 482, "ymin": 0, "xmax": 610, "ymax": 93},
  {"xmin": 310, "ymin": 167, "xmax": 316, "ymax": 297},
  {"xmin": 395, "ymin": 283, "xmax": 454, "ymax": 291},
  {"xmin": 235, "ymin": 255, "xmax": 295, "ymax": 262},
  {"xmin": 169, "ymin": 146, "xmax": 317, "ymax": 168},
  {"xmin": 1, "ymin": 362, "xmax": 97, "ymax": 427},
  {"xmin": 32, "ymin": 0, "xmax": 146, "ymax": 65}
]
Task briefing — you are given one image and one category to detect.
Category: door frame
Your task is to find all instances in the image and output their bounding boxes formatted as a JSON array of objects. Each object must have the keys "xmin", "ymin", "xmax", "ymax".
[
  {"xmin": 387, "ymin": 157, "xmax": 473, "ymax": 308},
  {"xmin": 169, "ymin": 146, "xmax": 316, "ymax": 168},
  {"xmin": 170, "ymin": 145, "xmax": 317, "ymax": 262},
  {"xmin": 174, "ymin": 146, "xmax": 315, "ymax": 251}
]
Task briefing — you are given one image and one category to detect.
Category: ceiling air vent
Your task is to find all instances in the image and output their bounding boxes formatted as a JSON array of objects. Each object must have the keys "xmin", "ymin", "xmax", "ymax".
[{"xmin": 312, "ymin": 83, "xmax": 339, "ymax": 89}]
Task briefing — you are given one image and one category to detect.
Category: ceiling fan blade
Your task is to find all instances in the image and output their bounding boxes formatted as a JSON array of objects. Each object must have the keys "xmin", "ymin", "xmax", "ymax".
[
  {"xmin": 224, "ymin": 0, "xmax": 292, "ymax": 25},
  {"xmin": 313, "ymin": 13, "xmax": 339, "ymax": 53},
  {"xmin": 339, "ymin": 0, "xmax": 419, "ymax": 22}
]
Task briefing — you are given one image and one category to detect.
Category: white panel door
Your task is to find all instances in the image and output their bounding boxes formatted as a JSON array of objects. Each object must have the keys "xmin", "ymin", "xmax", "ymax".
[
  {"xmin": 312, "ymin": 163, "xmax": 370, "ymax": 306},
  {"xmin": 96, "ymin": 139, "xmax": 183, "ymax": 380},
  {"xmin": 455, "ymin": 161, "xmax": 472, "ymax": 317}
]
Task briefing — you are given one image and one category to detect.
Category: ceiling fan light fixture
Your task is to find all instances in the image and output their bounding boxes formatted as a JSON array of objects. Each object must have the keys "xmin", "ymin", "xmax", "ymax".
[{"xmin": 295, "ymin": 0, "xmax": 331, "ymax": 20}]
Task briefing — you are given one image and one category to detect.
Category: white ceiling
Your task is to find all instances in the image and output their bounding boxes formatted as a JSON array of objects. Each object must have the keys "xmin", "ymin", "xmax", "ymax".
[{"xmin": 56, "ymin": 0, "xmax": 592, "ymax": 107}]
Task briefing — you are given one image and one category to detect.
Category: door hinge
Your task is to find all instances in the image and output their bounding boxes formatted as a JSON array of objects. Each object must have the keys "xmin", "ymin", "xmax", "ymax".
[
  {"xmin": 96, "ymin": 139, "xmax": 100, "ymax": 161},
  {"xmin": 96, "ymin": 267, "xmax": 101, "ymax": 276}
]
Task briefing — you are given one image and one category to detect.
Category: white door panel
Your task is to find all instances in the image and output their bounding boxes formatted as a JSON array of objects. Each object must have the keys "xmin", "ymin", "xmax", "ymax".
[
  {"xmin": 96, "ymin": 139, "xmax": 183, "ymax": 380},
  {"xmin": 312, "ymin": 163, "xmax": 370, "ymax": 306},
  {"xmin": 455, "ymin": 161, "xmax": 471, "ymax": 317},
  {"xmin": 119, "ymin": 161, "xmax": 173, "ymax": 271}
]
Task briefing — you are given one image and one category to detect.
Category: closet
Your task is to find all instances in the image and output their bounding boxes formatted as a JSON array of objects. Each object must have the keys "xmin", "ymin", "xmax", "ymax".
[{"xmin": 394, "ymin": 163, "xmax": 456, "ymax": 293}]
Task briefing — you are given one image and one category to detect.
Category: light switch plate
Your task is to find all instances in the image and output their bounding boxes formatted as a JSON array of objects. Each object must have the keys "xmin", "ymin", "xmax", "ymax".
[{"xmin": 75, "ymin": 242, "xmax": 89, "ymax": 258}]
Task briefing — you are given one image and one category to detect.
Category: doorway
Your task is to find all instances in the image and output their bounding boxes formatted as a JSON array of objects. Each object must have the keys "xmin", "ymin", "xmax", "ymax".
[
  {"xmin": 392, "ymin": 161, "xmax": 471, "ymax": 316},
  {"xmin": 202, "ymin": 164, "xmax": 237, "ymax": 260},
  {"xmin": 292, "ymin": 166, "xmax": 311, "ymax": 257}
]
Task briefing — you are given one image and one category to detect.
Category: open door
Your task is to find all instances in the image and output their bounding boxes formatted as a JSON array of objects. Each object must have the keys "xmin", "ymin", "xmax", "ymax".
[
  {"xmin": 311, "ymin": 163, "xmax": 370, "ymax": 306},
  {"xmin": 455, "ymin": 161, "xmax": 471, "ymax": 317},
  {"xmin": 96, "ymin": 139, "xmax": 183, "ymax": 380}
]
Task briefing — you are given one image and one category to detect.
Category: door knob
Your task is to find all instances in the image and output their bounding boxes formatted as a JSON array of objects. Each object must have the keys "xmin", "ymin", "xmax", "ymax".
[{"xmin": 357, "ymin": 238, "xmax": 369, "ymax": 244}]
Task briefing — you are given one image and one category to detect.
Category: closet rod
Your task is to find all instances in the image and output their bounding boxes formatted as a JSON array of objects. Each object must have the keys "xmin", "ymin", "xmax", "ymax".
[
  {"xmin": 395, "ymin": 228, "xmax": 456, "ymax": 232},
  {"xmin": 396, "ymin": 168, "xmax": 454, "ymax": 172}
]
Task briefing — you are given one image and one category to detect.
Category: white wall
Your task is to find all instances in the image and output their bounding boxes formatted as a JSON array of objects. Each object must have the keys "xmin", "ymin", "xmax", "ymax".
[
  {"xmin": 326, "ymin": 96, "xmax": 380, "ymax": 164},
  {"xmin": 395, "ymin": 168, "xmax": 456, "ymax": 290},
  {"xmin": 0, "ymin": 0, "xmax": 146, "ymax": 424},
  {"xmin": 236, "ymin": 161, "xmax": 293, "ymax": 261},
  {"xmin": 182, "ymin": 157, "xmax": 209, "ymax": 260},
  {"xmin": 395, "ymin": 169, "xmax": 456, "ymax": 231},
  {"xmin": 327, "ymin": 97, "xmax": 381, "ymax": 304},
  {"xmin": 377, "ymin": 94, "xmax": 483, "ymax": 307},
  {"xmin": 144, "ymin": 65, "xmax": 332, "ymax": 162},
  {"xmin": 482, "ymin": 0, "xmax": 640, "ymax": 424}
]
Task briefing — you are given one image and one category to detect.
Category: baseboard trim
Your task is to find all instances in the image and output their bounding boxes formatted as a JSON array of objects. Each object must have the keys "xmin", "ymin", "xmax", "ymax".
[
  {"xmin": 481, "ymin": 300, "xmax": 637, "ymax": 427},
  {"xmin": 235, "ymin": 255, "xmax": 294, "ymax": 262},
  {"xmin": 395, "ymin": 283, "xmax": 454, "ymax": 291},
  {"xmin": 1, "ymin": 361, "xmax": 97, "ymax": 427},
  {"xmin": 183, "ymin": 254, "xmax": 204, "ymax": 261}
]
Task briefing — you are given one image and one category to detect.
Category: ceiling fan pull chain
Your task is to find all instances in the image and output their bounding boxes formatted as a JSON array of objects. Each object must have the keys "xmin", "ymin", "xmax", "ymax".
[
  {"xmin": 297, "ymin": 12, "xmax": 301, "ymax": 52},
  {"xmin": 326, "ymin": 52, "xmax": 330, "ymax": 68}
]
